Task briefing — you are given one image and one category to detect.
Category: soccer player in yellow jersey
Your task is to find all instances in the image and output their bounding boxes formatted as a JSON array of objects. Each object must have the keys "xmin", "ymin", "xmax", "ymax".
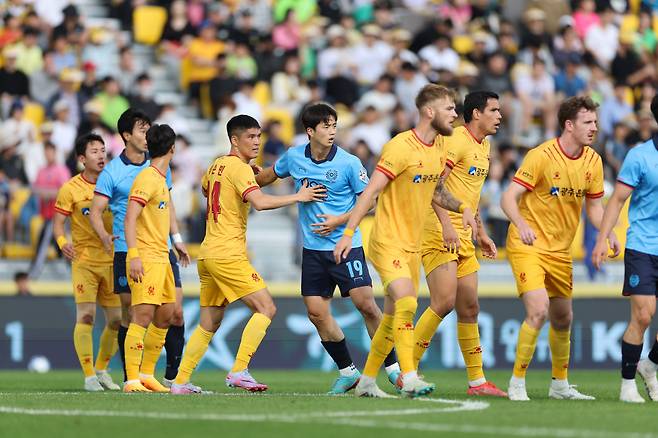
[
  {"xmin": 501, "ymin": 96, "xmax": 620, "ymax": 401},
  {"xmin": 414, "ymin": 91, "xmax": 506, "ymax": 397},
  {"xmin": 122, "ymin": 124, "xmax": 179, "ymax": 393},
  {"xmin": 170, "ymin": 115, "xmax": 325, "ymax": 394},
  {"xmin": 334, "ymin": 84, "xmax": 477, "ymax": 398},
  {"xmin": 53, "ymin": 133, "xmax": 121, "ymax": 392}
]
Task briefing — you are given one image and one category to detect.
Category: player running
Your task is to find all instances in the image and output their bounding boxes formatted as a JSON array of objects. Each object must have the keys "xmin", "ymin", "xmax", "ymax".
[
  {"xmin": 170, "ymin": 115, "xmax": 326, "ymax": 394},
  {"xmin": 414, "ymin": 91, "xmax": 506, "ymax": 397},
  {"xmin": 334, "ymin": 84, "xmax": 477, "ymax": 398},
  {"xmin": 592, "ymin": 95, "xmax": 658, "ymax": 403},
  {"xmin": 502, "ymin": 96, "xmax": 620, "ymax": 401},
  {"xmin": 90, "ymin": 109, "xmax": 190, "ymax": 391},
  {"xmin": 123, "ymin": 124, "xmax": 179, "ymax": 393},
  {"xmin": 256, "ymin": 102, "xmax": 401, "ymax": 394},
  {"xmin": 53, "ymin": 133, "xmax": 121, "ymax": 392}
]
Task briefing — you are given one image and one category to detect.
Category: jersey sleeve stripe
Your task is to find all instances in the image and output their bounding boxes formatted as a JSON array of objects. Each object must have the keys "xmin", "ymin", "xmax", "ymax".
[
  {"xmin": 445, "ymin": 159, "xmax": 455, "ymax": 169},
  {"xmin": 241, "ymin": 185, "xmax": 259, "ymax": 202},
  {"xmin": 375, "ymin": 165, "xmax": 396, "ymax": 180},
  {"xmin": 585, "ymin": 191, "xmax": 604, "ymax": 199},
  {"xmin": 512, "ymin": 177, "xmax": 534, "ymax": 191},
  {"xmin": 273, "ymin": 167, "xmax": 284, "ymax": 178},
  {"xmin": 617, "ymin": 179, "xmax": 636, "ymax": 189},
  {"xmin": 93, "ymin": 191, "xmax": 110, "ymax": 198},
  {"xmin": 54, "ymin": 206, "xmax": 72, "ymax": 216},
  {"xmin": 129, "ymin": 196, "xmax": 147, "ymax": 206}
]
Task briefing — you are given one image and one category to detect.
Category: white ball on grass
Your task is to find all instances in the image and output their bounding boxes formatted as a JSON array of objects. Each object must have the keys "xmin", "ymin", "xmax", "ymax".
[{"xmin": 27, "ymin": 356, "xmax": 51, "ymax": 373}]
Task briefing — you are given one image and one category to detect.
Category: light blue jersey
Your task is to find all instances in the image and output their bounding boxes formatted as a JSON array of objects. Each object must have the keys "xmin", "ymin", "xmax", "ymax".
[
  {"xmin": 274, "ymin": 144, "xmax": 369, "ymax": 251},
  {"xmin": 617, "ymin": 139, "xmax": 658, "ymax": 256},
  {"xmin": 95, "ymin": 151, "xmax": 172, "ymax": 252}
]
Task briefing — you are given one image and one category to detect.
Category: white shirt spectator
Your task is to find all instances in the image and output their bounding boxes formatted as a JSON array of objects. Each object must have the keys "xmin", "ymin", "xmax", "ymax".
[
  {"xmin": 515, "ymin": 71, "xmax": 555, "ymax": 103},
  {"xmin": 350, "ymin": 41, "xmax": 394, "ymax": 85},
  {"xmin": 317, "ymin": 47, "xmax": 353, "ymax": 79},
  {"xmin": 350, "ymin": 121, "xmax": 390, "ymax": 155},
  {"xmin": 395, "ymin": 73, "xmax": 428, "ymax": 117},
  {"xmin": 418, "ymin": 44, "xmax": 459, "ymax": 73},
  {"xmin": 51, "ymin": 120, "xmax": 76, "ymax": 165},
  {"xmin": 585, "ymin": 23, "xmax": 619, "ymax": 68},
  {"xmin": 356, "ymin": 90, "xmax": 398, "ymax": 115},
  {"xmin": 232, "ymin": 91, "xmax": 263, "ymax": 122}
]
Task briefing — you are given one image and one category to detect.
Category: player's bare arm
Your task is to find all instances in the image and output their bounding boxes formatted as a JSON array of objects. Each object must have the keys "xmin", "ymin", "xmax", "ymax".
[
  {"xmin": 124, "ymin": 200, "xmax": 145, "ymax": 283},
  {"xmin": 501, "ymin": 181, "xmax": 536, "ymax": 245},
  {"xmin": 255, "ymin": 166, "xmax": 279, "ymax": 188},
  {"xmin": 475, "ymin": 210, "xmax": 497, "ymax": 258},
  {"xmin": 432, "ymin": 175, "xmax": 477, "ymax": 240},
  {"xmin": 90, "ymin": 194, "xmax": 116, "ymax": 254},
  {"xmin": 434, "ymin": 205, "xmax": 459, "ymax": 253},
  {"xmin": 592, "ymin": 182, "xmax": 632, "ymax": 269},
  {"xmin": 168, "ymin": 199, "xmax": 190, "ymax": 267},
  {"xmin": 585, "ymin": 196, "xmax": 621, "ymax": 259},
  {"xmin": 245, "ymin": 180, "xmax": 326, "ymax": 211},
  {"xmin": 333, "ymin": 170, "xmax": 389, "ymax": 263},
  {"xmin": 52, "ymin": 211, "xmax": 76, "ymax": 261}
]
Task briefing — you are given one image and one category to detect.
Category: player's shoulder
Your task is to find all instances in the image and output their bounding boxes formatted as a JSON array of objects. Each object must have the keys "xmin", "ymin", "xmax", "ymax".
[
  {"xmin": 383, "ymin": 130, "xmax": 414, "ymax": 152},
  {"xmin": 627, "ymin": 139, "xmax": 654, "ymax": 158},
  {"xmin": 582, "ymin": 145, "xmax": 602, "ymax": 163},
  {"xmin": 335, "ymin": 145, "xmax": 362, "ymax": 166}
]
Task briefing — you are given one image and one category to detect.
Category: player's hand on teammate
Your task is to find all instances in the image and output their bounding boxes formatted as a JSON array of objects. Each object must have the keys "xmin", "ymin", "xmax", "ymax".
[
  {"xmin": 100, "ymin": 233, "xmax": 118, "ymax": 254},
  {"xmin": 311, "ymin": 214, "xmax": 342, "ymax": 236},
  {"xmin": 478, "ymin": 233, "xmax": 497, "ymax": 259},
  {"xmin": 174, "ymin": 242, "xmax": 191, "ymax": 267},
  {"xmin": 462, "ymin": 207, "xmax": 478, "ymax": 242},
  {"xmin": 60, "ymin": 242, "xmax": 76, "ymax": 261},
  {"xmin": 297, "ymin": 180, "xmax": 327, "ymax": 203},
  {"xmin": 442, "ymin": 222, "xmax": 460, "ymax": 253},
  {"xmin": 129, "ymin": 257, "xmax": 144, "ymax": 283},
  {"xmin": 334, "ymin": 235, "xmax": 352, "ymax": 264},
  {"xmin": 517, "ymin": 220, "xmax": 537, "ymax": 245}
]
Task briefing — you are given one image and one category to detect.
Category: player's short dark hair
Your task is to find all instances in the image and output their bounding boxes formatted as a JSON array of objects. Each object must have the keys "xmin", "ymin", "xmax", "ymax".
[
  {"xmin": 301, "ymin": 102, "xmax": 338, "ymax": 131},
  {"xmin": 463, "ymin": 91, "xmax": 499, "ymax": 123},
  {"xmin": 146, "ymin": 124, "xmax": 176, "ymax": 158},
  {"xmin": 650, "ymin": 95, "xmax": 658, "ymax": 124},
  {"xmin": 117, "ymin": 108, "xmax": 151, "ymax": 145},
  {"xmin": 557, "ymin": 96, "xmax": 599, "ymax": 130},
  {"xmin": 74, "ymin": 132, "xmax": 104, "ymax": 157},
  {"xmin": 227, "ymin": 114, "xmax": 261, "ymax": 139}
]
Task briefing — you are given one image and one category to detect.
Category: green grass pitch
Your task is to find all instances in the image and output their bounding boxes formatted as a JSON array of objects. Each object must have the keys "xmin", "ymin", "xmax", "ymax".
[{"xmin": 0, "ymin": 370, "xmax": 656, "ymax": 438}]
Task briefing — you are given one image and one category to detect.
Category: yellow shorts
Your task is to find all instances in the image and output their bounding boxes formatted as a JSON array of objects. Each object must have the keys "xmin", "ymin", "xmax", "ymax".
[
  {"xmin": 368, "ymin": 240, "xmax": 421, "ymax": 292},
  {"xmin": 71, "ymin": 263, "xmax": 119, "ymax": 307},
  {"xmin": 507, "ymin": 246, "xmax": 573, "ymax": 298},
  {"xmin": 198, "ymin": 258, "xmax": 267, "ymax": 307},
  {"xmin": 422, "ymin": 235, "xmax": 479, "ymax": 279},
  {"xmin": 127, "ymin": 261, "xmax": 176, "ymax": 306}
]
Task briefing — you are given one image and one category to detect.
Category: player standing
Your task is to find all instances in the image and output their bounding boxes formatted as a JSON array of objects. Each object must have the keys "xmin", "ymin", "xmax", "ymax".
[
  {"xmin": 170, "ymin": 115, "xmax": 325, "ymax": 394},
  {"xmin": 334, "ymin": 84, "xmax": 477, "ymax": 398},
  {"xmin": 90, "ymin": 109, "xmax": 189, "ymax": 390},
  {"xmin": 414, "ymin": 91, "xmax": 506, "ymax": 397},
  {"xmin": 122, "ymin": 124, "xmax": 178, "ymax": 393},
  {"xmin": 501, "ymin": 96, "xmax": 620, "ymax": 401},
  {"xmin": 256, "ymin": 103, "xmax": 401, "ymax": 394},
  {"xmin": 53, "ymin": 133, "xmax": 121, "ymax": 391},
  {"xmin": 592, "ymin": 95, "xmax": 658, "ymax": 403}
]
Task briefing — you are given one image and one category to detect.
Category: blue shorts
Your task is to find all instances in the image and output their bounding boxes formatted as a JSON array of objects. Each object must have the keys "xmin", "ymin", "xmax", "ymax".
[
  {"xmin": 301, "ymin": 247, "xmax": 372, "ymax": 298},
  {"xmin": 114, "ymin": 249, "xmax": 182, "ymax": 294},
  {"xmin": 623, "ymin": 248, "xmax": 658, "ymax": 296}
]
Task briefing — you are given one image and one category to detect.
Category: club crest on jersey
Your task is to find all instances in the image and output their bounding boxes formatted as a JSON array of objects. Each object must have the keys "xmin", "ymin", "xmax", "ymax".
[
  {"xmin": 359, "ymin": 169, "xmax": 368, "ymax": 183},
  {"xmin": 325, "ymin": 169, "xmax": 338, "ymax": 182},
  {"xmin": 413, "ymin": 174, "xmax": 422, "ymax": 183},
  {"xmin": 81, "ymin": 207, "xmax": 90, "ymax": 215},
  {"xmin": 585, "ymin": 171, "xmax": 592, "ymax": 183},
  {"xmin": 158, "ymin": 201, "xmax": 167, "ymax": 209}
]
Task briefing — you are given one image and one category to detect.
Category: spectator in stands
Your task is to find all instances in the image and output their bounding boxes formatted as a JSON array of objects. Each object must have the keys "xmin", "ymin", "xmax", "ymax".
[
  {"xmin": 0, "ymin": 13, "xmax": 22, "ymax": 48},
  {"xmin": 520, "ymin": 8, "xmax": 553, "ymax": 51},
  {"xmin": 349, "ymin": 106, "xmax": 389, "ymax": 155},
  {"xmin": 389, "ymin": 28, "xmax": 418, "ymax": 66},
  {"xmin": 409, "ymin": 17, "xmax": 453, "ymax": 53},
  {"xmin": 155, "ymin": 103, "xmax": 191, "ymax": 138},
  {"xmin": 356, "ymin": 74, "xmax": 397, "ymax": 128},
  {"xmin": 552, "ymin": 21, "xmax": 584, "ymax": 70},
  {"xmin": 438, "ymin": 0, "xmax": 472, "ymax": 34},
  {"xmin": 604, "ymin": 118, "xmax": 634, "ymax": 179},
  {"xmin": 390, "ymin": 104, "xmax": 412, "ymax": 137},
  {"xmin": 229, "ymin": 10, "xmax": 263, "ymax": 49},
  {"xmin": 554, "ymin": 54, "xmax": 587, "ymax": 98},
  {"xmin": 52, "ymin": 4, "xmax": 84, "ymax": 41},
  {"xmin": 22, "ymin": 123, "xmax": 50, "ymax": 184},
  {"xmin": 161, "ymin": 0, "xmax": 196, "ymax": 46},
  {"xmin": 76, "ymin": 100, "xmax": 121, "ymax": 160},
  {"xmin": 611, "ymin": 33, "xmax": 655, "ymax": 87},
  {"xmin": 95, "ymin": 76, "xmax": 129, "ymax": 129},
  {"xmin": 572, "ymin": 0, "xmax": 600, "ymax": 40},
  {"xmin": 317, "ymin": 25, "xmax": 354, "ymax": 80},
  {"xmin": 116, "ymin": 46, "xmax": 139, "ymax": 94},
  {"xmin": 3, "ymin": 100, "xmax": 36, "ymax": 148},
  {"xmin": 187, "ymin": 22, "xmax": 224, "ymax": 105},
  {"xmin": 208, "ymin": 53, "xmax": 240, "ymax": 117},
  {"xmin": 169, "ymin": 164, "xmax": 193, "ymax": 235},
  {"xmin": 625, "ymin": 109, "xmax": 658, "ymax": 147},
  {"xmin": 28, "ymin": 141, "xmax": 70, "ymax": 279},
  {"xmin": 270, "ymin": 54, "xmax": 311, "ymax": 116},
  {"xmin": 51, "ymin": 34, "xmax": 76, "ymax": 74},
  {"xmin": 171, "ymin": 134, "xmax": 202, "ymax": 188},
  {"xmin": 636, "ymin": 10, "xmax": 657, "ymax": 55},
  {"xmin": 232, "ymin": 80, "xmax": 263, "ymax": 122},
  {"xmin": 515, "ymin": 57, "xmax": 557, "ymax": 140},
  {"xmin": 351, "ymin": 24, "xmax": 394, "ymax": 86},
  {"xmin": 584, "ymin": 7, "xmax": 619, "ymax": 70},
  {"xmin": 226, "ymin": 42, "xmax": 258, "ymax": 80},
  {"xmin": 517, "ymin": 32, "xmax": 555, "ymax": 74},
  {"xmin": 0, "ymin": 131, "xmax": 29, "ymax": 187},
  {"xmin": 350, "ymin": 139, "xmax": 376, "ymax": 175},
  {"xmin": 599, "ymin": 82, "xmax": 633, "ymax": 139},
  {"xmin": 480, "ymin": 160, "xmax": 509, "ymax": 248},
  {"xmin": 51, "ymin": 100, "xmax": 76, "ymax": 165},
  {"xmin": 394, "ymin": 61, "xmax": 428, "ymax": 120},
  {"xmin": 419, "ymin": 34, "xmax": 459, "ymax": 74},
  {"xmin": 46, "ymin": 68, "xmax": 84, "ymax": 128},
  {"xmin": 634, "ymin": 80, "xmax": 656, "ymax": 113},
  {"xmin": 0, "ymin": 171, "xmax": 13, "ymax": 243},
  {"xmin": 262, "ymin": 121, "xmax": 287, "ymax": 167},
  {"xmin": 78, "ymin": 61, "xmax": 99, "ymax": 102},
  {"xmin": 272, "ymin": 8, "xmax": 301, "ymax": 51},
  {"xmin": 129, "ymin": 73, "xmax": 161, "ymax": 121},
  {"xmin": 29, "ymin": 51, "xmax": 59, "ymax": 105},
  {"xmin": 0, "ymin": 47, "xmax": 29, "ymax": 99},
  {"xmin": 14, "ymin": 26, "xmax": 43, "ymax": 76},
  {"xmin": 14, "ymin": 272, "xmax": 31, "ymax": 296}
]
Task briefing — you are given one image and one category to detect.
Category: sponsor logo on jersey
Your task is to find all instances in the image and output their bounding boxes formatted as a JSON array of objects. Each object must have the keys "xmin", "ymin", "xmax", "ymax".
[
  {"xmin": 413, "ymin": 173, "xmax": 441, "ymax": 184},
  {"xmin": 82, "ymin": 207, "xmax": 90, "ymax": 215},
  {"xmin": 550, "ymin": 187, "xmax": 586, "ymax": 198},
  {"xmin": 158, "ymin": 201, "xmax": 167, "ymax": 209}
]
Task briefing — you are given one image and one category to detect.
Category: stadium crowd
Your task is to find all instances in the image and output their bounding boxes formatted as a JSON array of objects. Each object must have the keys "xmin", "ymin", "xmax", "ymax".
[{"xmin": 0, "ymin": 0, "xmax": 654, "ymax": 263}]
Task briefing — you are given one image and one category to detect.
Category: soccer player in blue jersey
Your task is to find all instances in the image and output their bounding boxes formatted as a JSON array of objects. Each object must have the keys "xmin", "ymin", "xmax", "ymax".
[
  {"xmin": 257, "ymin": 103, "xmax": 401, "ymax": 393},
  {"xmin": 89, "ymin": 109, "xmax": 190, "ymax": 391},
  {"xmin": 593, "ymin": 96, "xmax": 658, "ymax": 403}
]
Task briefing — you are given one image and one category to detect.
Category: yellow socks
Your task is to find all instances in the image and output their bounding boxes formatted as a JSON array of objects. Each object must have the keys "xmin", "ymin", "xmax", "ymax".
[
  {"xmin": 73, "ymin": 323, "xmax": 95, "ymax": 378},
  {"xmin": 458, "ymin": 322, "xmax": 485, "ymax": 385},
  {"xmin": 413, "ymin": 307, "xmax": 443, "ymax": 368},
  {"xmin": 231, "ymin": 313, "xmax": 271, "ymax": 373},
  {"xmin": 393, "ymin": 296, "xmax": 418, "ymax": 374},
  {"xmin": 95, "ymin": 326, "xmax": 118, "ymax": 372},
  {"xmin": 363, "ymin": 313, "xmax": 395, "ymax": 377},
  {"xmin": 513, "ymin": 321, "xmax": 540, "ymax": 378},
  {"xmin": 549, "ymin": 327, "xmax": 570, "ymax": 380},
  {"xmin": 175, "ymin": 326, "xmax": 214, "ymax": 385},
  {"xmin": 124, "ymin": 323, "xmax": 147, "ymax": 382},
  {"xmin": 140, "ymin": 323, "xmax": 169, "ymax": 376}
]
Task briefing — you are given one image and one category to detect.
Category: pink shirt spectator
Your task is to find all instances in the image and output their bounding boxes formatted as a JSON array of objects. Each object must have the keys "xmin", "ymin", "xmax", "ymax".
[
  {"xmin": 34, "ymin": 164, "xmax": 70, "ymax": 219},
  {"xmin": 572, "ymin": 11, "xmax": 600, "ymax": 40},
  {"xmin": 272, "ymin": 22, "xmax": 301, "ymax": 51}
]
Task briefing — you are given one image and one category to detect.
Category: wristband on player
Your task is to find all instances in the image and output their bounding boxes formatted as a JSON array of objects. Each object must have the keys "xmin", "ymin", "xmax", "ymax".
[
  {"xmin": 458, "ymin": 204, "xmax": 465, "ymax": 214},
  {"xmin": 56, "ymin": 236, "xmax": 68, "ymax": 250},
  {"xmin": 171, "ymin": 233, "xmax": 183, "ymax": 244},
  {"xmin": 343, "ymin": 227, "xmax": 355, "ymax": 237},
  {"xmin": 127, "ymin": 247, "xmax": 140, "ymax": 260}
]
